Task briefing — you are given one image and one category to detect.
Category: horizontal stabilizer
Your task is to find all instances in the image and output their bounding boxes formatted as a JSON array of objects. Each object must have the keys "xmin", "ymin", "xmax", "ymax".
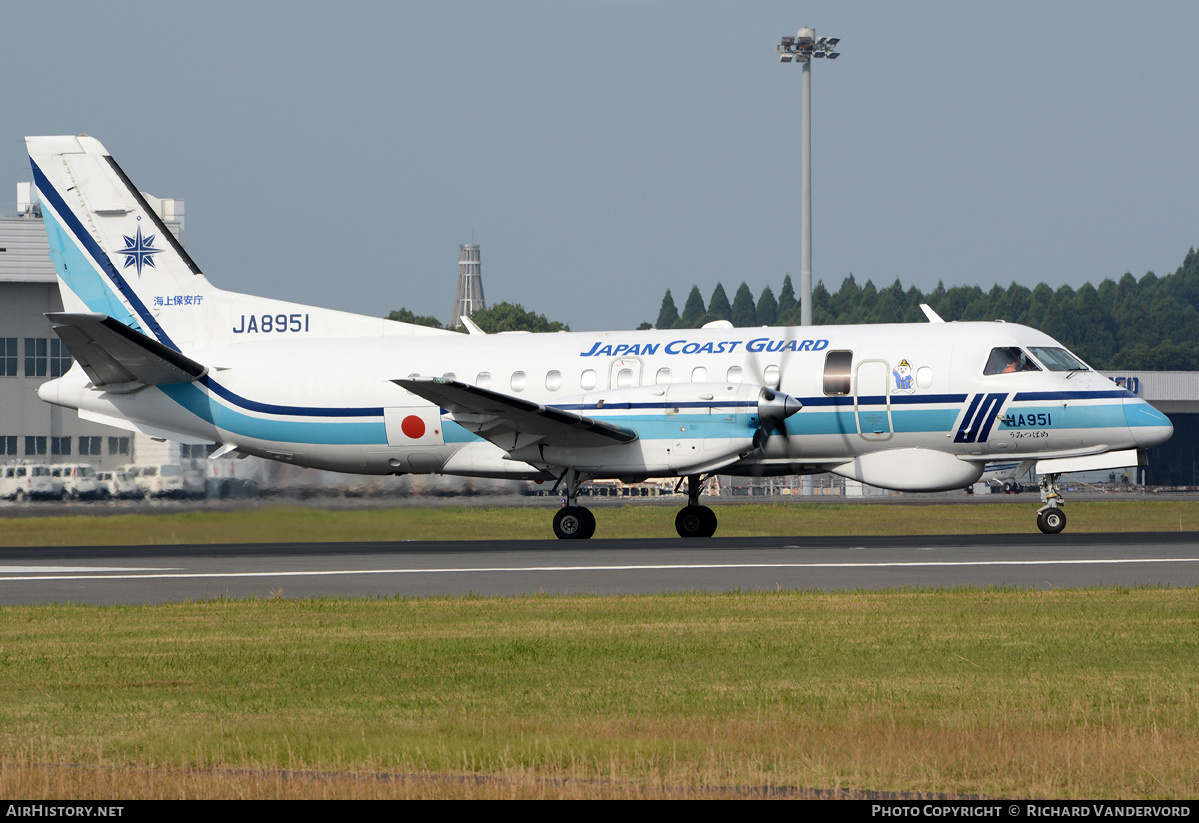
[
  {"xmin": 394, "ymin": 377, "xmax": 638, "ymax": 450},
  {"xmin": 48, "ymin": 312, "xmax": 207, "ymax": 389}
]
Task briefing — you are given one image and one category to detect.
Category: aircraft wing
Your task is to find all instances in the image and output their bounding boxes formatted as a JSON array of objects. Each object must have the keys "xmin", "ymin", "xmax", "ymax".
[
  {"xmin": 394, "ymin": 377, "xmax": 638, "ymax": 451},
  {"xmin": 47, "ymin": 312, "xmax": 207, "ymax": 390}
]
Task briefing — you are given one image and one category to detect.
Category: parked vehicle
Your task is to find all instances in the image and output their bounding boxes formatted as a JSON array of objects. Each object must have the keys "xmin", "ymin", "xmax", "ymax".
[
  {"xmin": 61, "ymin": 463, "xmax": 103, "ymax": 500},
  {"xmin": 107, "ymin": 468, "xmax": 144, "ymax": 500},
  {"xmin": 130, "ymin": 464, "xmax": 186, "ymax": 499},
  {"xmin": 1, "ymin": 464, "xmax": 63, "ymax": 501},
  {"xmin": 182, "ymin": 468, "xmax": 207, "ymax": 499}
]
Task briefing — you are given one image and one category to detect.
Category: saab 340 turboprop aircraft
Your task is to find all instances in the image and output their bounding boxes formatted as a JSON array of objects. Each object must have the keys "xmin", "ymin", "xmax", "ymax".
[{"xmin": 26, "ymin": 135, "xmax": 1173, "ymax": 538}]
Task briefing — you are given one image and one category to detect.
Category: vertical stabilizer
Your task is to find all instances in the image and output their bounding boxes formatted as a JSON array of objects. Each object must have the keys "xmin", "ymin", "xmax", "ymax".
[
  {"xmin": 27, "ymin": 135, "xmax": 218, "ymax": 353},
  {"xmin": 29, "ymin": 135, "xmax": 465, "ymax": 350}
]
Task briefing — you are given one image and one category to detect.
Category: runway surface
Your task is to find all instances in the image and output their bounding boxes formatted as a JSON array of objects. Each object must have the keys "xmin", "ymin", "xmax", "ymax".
[{"xmin": 2, "ymin": 532, "xmax": 1199, "ymax": 604}]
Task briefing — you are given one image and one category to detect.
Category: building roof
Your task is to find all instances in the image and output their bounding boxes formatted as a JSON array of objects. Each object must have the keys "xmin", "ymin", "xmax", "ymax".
[
  {"xmin": 0, "ymin": 214, "xmax": 57, "ymax": 283},
  {"xmin": 0, "ymin": 186, "xmax": 183, "ymax": 285}
]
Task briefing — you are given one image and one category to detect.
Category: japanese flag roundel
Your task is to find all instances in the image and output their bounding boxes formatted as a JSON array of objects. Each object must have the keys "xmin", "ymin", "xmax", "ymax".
[{"xmin": 384, "ymin": 407, "xmax": 445, "ymax": 446}]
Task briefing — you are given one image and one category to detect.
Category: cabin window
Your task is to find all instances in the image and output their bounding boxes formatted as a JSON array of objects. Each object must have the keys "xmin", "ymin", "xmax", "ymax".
[
  {"xmin": 1028, "ymin": 346, "xmax": 1088, "ymax": 372},
  {"xmin": 476, "ymin": 372, "xmax": 492, "ymax": 389},
  {"xmin": 655, "ymin": 368, "xmax": 671, "ymax": 385},
  {"xmin": 823, "ymin": 350, "xmax": 853, "ymax": 396},
  {"xmin": 691, "ymin": 366, "xmax": 707, "ymax": 382},
  {"xmin": 546, "ymin": 370, "xmax": 562, "ymax": 391},
  {"xmin": 510, "ymin": 371, "xmax": 527, "ymax": 392},
  {"xmin": 726, "ymin": 365, "xmax": 743, "ymax": 383},
  {"xmin": 580, "ymin": 369, "xmax": 597, "ymax": 390},
  {"xmin": 984, "ymin": 347, "xmax": 1040, "ymax": 375},
  {"xmin": 616, "ymin": 368, "xmax": 634, "ymax": 388},
  {"xmin": 442, "ymin": 372, "xmax": 456, "ymax": 381},
  {"xmin": 916, "ymin": 366, "xmax": 933, "ymax": 389},
  {"xmin": 763, "ymin": 364, "xmax": 781, "ymax": 389}
]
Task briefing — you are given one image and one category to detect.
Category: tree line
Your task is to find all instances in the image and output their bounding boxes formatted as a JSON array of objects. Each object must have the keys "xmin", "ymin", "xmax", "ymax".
[
  {"xmin": 387, "ymin": 302, "xmax": 569, "ymax": 334},
  {"xmin": 389, "ymin": 246, "xmax": 1199, "ymax": 370},
  {"xmin": 640, "ymin": 247, "xmax": 1199, "ymax": 370}
]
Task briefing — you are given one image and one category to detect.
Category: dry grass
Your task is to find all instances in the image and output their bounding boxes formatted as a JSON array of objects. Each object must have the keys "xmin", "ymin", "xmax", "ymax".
[{"xmin": 0, "ymin": 588, "xmax": 1196, "ymax": 798}]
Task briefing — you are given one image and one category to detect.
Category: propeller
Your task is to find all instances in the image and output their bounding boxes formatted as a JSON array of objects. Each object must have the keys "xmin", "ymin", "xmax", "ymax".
[
  {"xmin": 741, "ymin": 319, "xmax": 806, "ymax": 443},
  {"xmin": 752, "ymin": 386, "xmax": 802, "ymax": 451}
]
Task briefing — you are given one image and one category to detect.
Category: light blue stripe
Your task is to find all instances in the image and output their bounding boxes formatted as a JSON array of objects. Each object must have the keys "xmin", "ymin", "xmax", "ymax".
[
  {"xmin": 160, "ymin": 384, "xmax": 386, "ymax": 445},
  {"xmin": 42, "ymin": 209, "xmax": 141, "ymax": 329},
  {"xmin": 786, "ymin": 408, "xmax": 960, "ymax": 437},
  {"xmin": 999, "ymin": 404, "xmax": 1126, "ymax": 430},
  {"xmin": 1125, "ymin": 402, "xmax": 1171, "ymax": 428}
]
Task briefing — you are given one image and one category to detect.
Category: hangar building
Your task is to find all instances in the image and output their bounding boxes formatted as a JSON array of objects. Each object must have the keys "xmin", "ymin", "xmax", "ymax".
[
  {"xmin": 1, "ymin": 183, "xmax": 186, "ymax": 472},
  {"xmin": 1099, "ymin": 371, "xmax": 1199, "ymax": 486}
]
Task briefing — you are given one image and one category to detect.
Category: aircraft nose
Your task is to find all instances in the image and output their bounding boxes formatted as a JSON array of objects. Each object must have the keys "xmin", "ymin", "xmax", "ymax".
[{"xmin": 1123, "ymin": 396, "xmax": 1173, "ymax": 448}]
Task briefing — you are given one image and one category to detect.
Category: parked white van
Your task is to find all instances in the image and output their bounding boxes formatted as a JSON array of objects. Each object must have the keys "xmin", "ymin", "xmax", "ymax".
[
  {"xmin": 129, "ymin": 464, "xmax": 186, "ymax": 499},
  {"xmin": 61, "ymin": 464, "xmax": 103, "ymax": 500},
  {"xmin": 107, "ymin": 468, "xmax": 144, "ymax": 500},
  {"xmin": 1, "ymin": 464, "xmax": 63, "ymax": 502}
]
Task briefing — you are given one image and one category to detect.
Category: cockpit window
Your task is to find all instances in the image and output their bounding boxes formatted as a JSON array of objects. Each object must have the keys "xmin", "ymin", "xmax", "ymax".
[
  {"xmin": 984, "ymin": 347, "xmax": 1041, "ymax": 375},
  {"xmin": 1028, "ymin": 346, "xmax": 1089, "ymax": 372}
]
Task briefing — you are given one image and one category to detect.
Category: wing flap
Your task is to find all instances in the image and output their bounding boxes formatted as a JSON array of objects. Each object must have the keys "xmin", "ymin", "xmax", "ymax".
[
  {"xmin": 48, "ymin": 312, "xmax": 207, "ymax": 389},
  {"xmin": 393, "ymin": 377, "xmax": 638, "ymax": 450}
]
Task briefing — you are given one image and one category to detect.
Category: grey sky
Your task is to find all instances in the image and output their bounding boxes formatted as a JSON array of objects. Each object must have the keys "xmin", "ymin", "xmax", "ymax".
[{"xmin": 4, "ymin": 1, "xmax": 1197, "ymax": 330}]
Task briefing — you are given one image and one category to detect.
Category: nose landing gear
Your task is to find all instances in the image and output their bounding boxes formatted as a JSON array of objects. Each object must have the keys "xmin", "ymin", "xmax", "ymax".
[{"xmin": 1036, "ymin": 473, "xmax": 1067, "ymax": 534}]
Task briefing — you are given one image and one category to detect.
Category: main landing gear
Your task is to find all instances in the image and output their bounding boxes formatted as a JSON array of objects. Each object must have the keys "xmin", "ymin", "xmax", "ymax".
[
  {"xmin": 674, "ymin": 475, "xmax": 717, "ymax": 538},
  {"xmin": 552, "ymin": 468, "xmax": 596, "ymax": 540},
  {"xmin": 548, "ymin": 470, "xmax": 718, "ymax": 540},
  {"xmin": 1036, "ymin": 473, "xmax": 1067, "ymax": 534}
]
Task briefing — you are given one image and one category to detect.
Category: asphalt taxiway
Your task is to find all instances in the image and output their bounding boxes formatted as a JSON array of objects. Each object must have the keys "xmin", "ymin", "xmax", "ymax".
[{"xmin": 2, "ymin": 532, "xmax": 1199, "ymax": 605}]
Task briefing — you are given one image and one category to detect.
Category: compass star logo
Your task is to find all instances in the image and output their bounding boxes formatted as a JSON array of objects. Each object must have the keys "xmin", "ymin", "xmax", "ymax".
[{"xmin": 116, "ymin": 223, "xmax": 162, "ymax": 276}]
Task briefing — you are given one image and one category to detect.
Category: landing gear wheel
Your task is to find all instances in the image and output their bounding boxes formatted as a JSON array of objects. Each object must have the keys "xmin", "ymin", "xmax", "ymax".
[
  {"xmin": 675, "ymin": 505, "xmax": 717, "ymax": 538},
  {"xmin": 1037, "ymin": 508, "xmax": 1066, "ymax": 535},
  {"xmin": 554, "ymin": 506, "xmax": 595, "ymax": 540}
]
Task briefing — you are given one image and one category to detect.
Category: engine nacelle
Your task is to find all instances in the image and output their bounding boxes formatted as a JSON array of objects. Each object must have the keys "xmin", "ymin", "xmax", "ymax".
[{"xmin": 513, "ymin": 382, "xmax": 801, "ymax": 476}]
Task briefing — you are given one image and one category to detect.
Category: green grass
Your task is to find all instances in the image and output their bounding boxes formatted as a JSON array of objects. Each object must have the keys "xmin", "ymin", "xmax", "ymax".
[
  {"xmin": 2, "ymin": 500, "xmax": 1196, "ymax": 797},
  {"xmin": 0, "ymin": 498, "xmax": 1197, "ymax": 546},
  {"xmin": 0, "ymin": 588, "xmax": 1197, "ymax": 798}
]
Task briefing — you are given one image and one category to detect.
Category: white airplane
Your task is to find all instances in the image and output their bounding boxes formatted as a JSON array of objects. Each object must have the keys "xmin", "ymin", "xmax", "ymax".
[{"xmin": 27, "ymin": 135, "xmax": 1174, "ymax": 538}]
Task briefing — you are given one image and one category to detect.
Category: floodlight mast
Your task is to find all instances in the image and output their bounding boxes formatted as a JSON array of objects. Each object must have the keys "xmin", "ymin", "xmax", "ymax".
[{"xmin": 777, "ymin": 28, "xmax": 840, "ymax": 326}]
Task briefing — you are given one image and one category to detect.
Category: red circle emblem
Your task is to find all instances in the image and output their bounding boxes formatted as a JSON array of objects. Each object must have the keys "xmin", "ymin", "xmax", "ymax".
[{"xmin": 401, "ymin": 415, "xmax": 426, "ymax": 439}]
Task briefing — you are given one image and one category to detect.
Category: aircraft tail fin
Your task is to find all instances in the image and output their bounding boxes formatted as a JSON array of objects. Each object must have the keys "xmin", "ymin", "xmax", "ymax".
[
  {"xmin": 28, "ymin": 135, "xmax": 459, "ymax": 351},
  {"xmin": 27, "ymin": 135, "xmax": 218, "ymax": 353}
]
